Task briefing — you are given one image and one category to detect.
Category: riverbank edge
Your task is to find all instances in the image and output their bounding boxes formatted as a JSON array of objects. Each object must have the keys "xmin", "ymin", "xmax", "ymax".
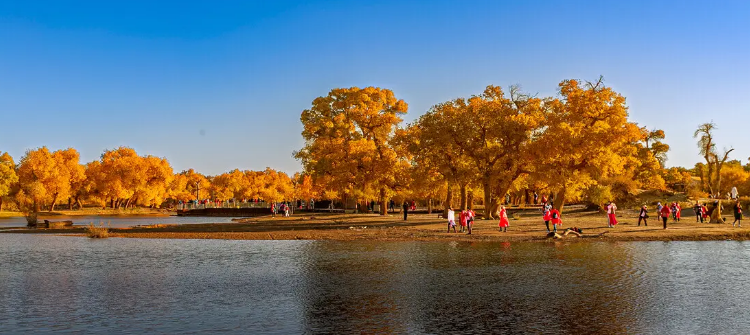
[{"xmin": 4, "ymin": 226, "xmax": 750, "ymax": 242}]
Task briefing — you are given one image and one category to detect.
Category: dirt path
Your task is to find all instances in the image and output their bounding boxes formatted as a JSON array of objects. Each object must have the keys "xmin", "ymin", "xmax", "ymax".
[{"xmin": 4, "ymin": 210, "xmax": 750, "ymax": 242}]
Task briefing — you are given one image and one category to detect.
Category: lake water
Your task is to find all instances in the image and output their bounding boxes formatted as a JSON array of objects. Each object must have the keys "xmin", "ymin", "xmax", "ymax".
[
  {"xmin": 2, "ymin": 235, "xmax": 750, "ymax": 334},
  {"xmin": 0, "ymin": 215, "xmax": 236, "ymax": 228}
]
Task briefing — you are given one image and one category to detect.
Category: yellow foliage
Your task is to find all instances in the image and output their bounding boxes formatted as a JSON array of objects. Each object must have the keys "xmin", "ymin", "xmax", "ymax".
[
  {"xmin": 0, "ymin": 152, "xmax": 18, "ymax": 199},
  {"xmin": 540, "ymin": 78, "xmax": 645, "ymax": 210},
  {"xmin": 16, "ymin": 147, "xmax": 84, "ymax": 211},
  {"xmin": 295, "ymin": 87, "xmax": 408, "ymax": 205}
]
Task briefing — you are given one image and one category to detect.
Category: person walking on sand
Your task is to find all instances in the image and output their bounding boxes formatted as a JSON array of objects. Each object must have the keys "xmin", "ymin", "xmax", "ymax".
[
  {"xmin": 467, "ymin": 208, "xmax": 475, "ymax": 235},
  {"xmin": 675, "ymin": 203, "xmax": 681, "ymax": 222},
  {"xmin": 656, "ymin": 202, "xmax": 663, "ymax": 221},
  {"xmin": 638, "ymin": 205, "xmax": 649, "ymax": 226},
  {"xmin": 733, "ymin": 200, "xmax": 743, "ymax": 227},
  {"xmin": 459, "ymin": 209, "xmax": 467, "ymax": 233},
  {"xmin": 694, "ymin": 202, "xmax": 702, "ymax": 223},
  {"xmin": 403, "ymin": 201, "xmax": 409, "ymax": 221},
  {"xmin": 498, "ymin": 206, "xmax": 509, "ymax": 232},
  {"xmin": 701, "ymin": 203, "xmax": 708, "ymax": 222},
  {"xmin": 447, "ymin": 207, "xmax": 457, "ymax": 233},
  {"xmin": 660, "ymin": 203, "xmax": 671, "ymax": 229},
  {"xmin": 271, "ymin": 203, "xmax": 276, "ymax": 218},
  {"xmin": 606, "ymin": 202, "xmax": 618, "ymax": 228},
  {"xmin": 542, "ymin": 202, "xmax": 552, "ymax": 232},
  {"xmin": 550, "ymin": 205, "xmax": 562, "ymax": 233}
]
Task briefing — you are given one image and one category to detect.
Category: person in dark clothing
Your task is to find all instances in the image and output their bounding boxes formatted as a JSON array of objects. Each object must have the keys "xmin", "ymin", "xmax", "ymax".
[
  {"xmin": 638, "ymin": 205, "xmax": 648, "ymax": 226},
  {"xmin": 403, "ymin": 201, "xmax": 409, "ymax": 220},
  {"xmin": 693, "ymin": 202, "xmax": 702, "ymax": 223},
  {"xmin": 733, "ymin": 200, "xmax": 743, "ymax": 227}
]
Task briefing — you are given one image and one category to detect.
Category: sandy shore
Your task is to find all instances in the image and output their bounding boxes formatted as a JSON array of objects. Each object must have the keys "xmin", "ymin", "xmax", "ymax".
[{"xmin": 3, "ymin": 209, "xmax": 750, "ymax": 242}]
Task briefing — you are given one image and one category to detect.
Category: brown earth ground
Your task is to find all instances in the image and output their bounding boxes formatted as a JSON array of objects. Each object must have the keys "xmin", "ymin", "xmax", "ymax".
[{"xmin": 3, "ymin": 208, "xmax": 750, "ymax": 242}]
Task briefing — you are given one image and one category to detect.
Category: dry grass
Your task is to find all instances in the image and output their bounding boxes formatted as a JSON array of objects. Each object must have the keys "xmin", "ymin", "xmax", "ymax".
[{"xmin": 86, "ymin": 223, "xmax": 110, "ymax": 238}]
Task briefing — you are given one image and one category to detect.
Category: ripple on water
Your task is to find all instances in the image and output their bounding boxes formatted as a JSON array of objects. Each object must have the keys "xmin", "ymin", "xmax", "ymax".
[{"xmin": 3, "ymin": 236, "xmax": 750, "ymax": 333}]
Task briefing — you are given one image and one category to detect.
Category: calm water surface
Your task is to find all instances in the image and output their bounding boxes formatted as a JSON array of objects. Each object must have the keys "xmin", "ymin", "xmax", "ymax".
[
  {"xmin": 2, "ymin": 235, "xmax": 750, "ymax": 334},
  {"xmin": 0, "ymin": 215, "xmax": 236, "ymax": 228}
]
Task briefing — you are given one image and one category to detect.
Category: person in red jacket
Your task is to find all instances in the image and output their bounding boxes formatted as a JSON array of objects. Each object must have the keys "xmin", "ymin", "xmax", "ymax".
[
  {"xmin": 459, "ymin": 209, "xmax": 467, "ymax": 233},
  {"xmin": 550, "ymin": 206, "xmax": 562, "ymax": 233},
  {"xmin": 498, "ymin": 206, "xmax": 509, "ymax": 232},
  {"xmin": 660, "ymin": 204, "xmax": 671, "ymax": 229},
  {"xmin": 542, "ymin": 202, "xmax": 552, "ymax": 233}
]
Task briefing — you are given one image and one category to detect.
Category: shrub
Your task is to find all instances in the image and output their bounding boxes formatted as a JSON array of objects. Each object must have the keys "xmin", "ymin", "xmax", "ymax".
[
  {"xmin": 24, "ymin": 212, "xmax": 37, "ymax": 226},
  {"xmin": 86, "ymin": 223, "xmax": 109, "ymax": 238},
  {"xmin": 585, "ymin": 185, "xmax": 613, "ymax": 210}
]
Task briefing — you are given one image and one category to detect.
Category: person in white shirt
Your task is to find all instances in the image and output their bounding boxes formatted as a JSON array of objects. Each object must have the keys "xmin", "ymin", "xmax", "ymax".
[{"xmin": 447, "ymin": 207, "xmax": 456, "ymax": 233}]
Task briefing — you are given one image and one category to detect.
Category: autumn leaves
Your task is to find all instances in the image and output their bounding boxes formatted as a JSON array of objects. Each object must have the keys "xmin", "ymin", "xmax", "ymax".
[
  {"xmin": 0, "ymin": 147, "xmax": 298, "ymax": 213},
  {"xmin": 297, "ymin": 79, "xmax": 667, "ymax": 219}
]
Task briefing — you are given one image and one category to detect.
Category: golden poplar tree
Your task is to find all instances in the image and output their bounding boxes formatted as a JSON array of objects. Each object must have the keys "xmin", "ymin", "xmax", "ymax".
[
  {"xmin": 412, "ymin": 85, "xmax": 545, "ymax": 219},
  {"xmin": 295, "ymin": 87, "xmax": 408, "ymax": 214},
  {"xmin": 540, "ymin": 78, "xmax": 644, "ymax": 212},
  {"xmin": 16, "ymin": 147, "xmax": 83, "ymax": 212},
  {"xmin": 0, "ymin": 152, "xmax": 18, "ymax": 211}
]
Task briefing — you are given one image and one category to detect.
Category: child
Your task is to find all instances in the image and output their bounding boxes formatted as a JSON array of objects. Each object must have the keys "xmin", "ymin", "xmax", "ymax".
[
  {"xmin": 550, "ymin": 206, "xmax": 562, "ymax": 233},
  {"xmin": 498, "ymin": 206, "xmax": 509, "ymax": 232}
]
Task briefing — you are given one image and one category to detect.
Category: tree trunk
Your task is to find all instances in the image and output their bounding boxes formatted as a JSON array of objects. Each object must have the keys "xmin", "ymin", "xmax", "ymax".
[
  {"xmin": 427, "ymin": 198, "xmax": 432, "ymax": 214},
  {"xmin": 706, "ymin": 157, "xmax": 715, "ymax": 194},
  {"xmin": 379, "ymin": 188, "xmax": 387, "ymax": 215},
  {"xmin": 524, "ymin": 189, "xmax": 530, "ymax": 205},
  {"xmin": 68, "ymin": 198, "xmax": 73, "ymax": 210},
  {"xmin": 0, "ymin": 197, "xmax": 3, "ymax": 211},
  {"xmin": 49, "ymin": 193, "xmax": 58, "ymax": 212},
  {"xmin": 554, "ymin": 184, "xmax": 567, "ymax": 213},
  {"xmin": 460, "ymin": 184, "xmax": 467, "ymax": 210},
  {"xmin": 75, "ymin": 196, "xmax": 82, "ymax": 210},
  {"xmin": 710, "ymin": 200, "xmax": 724, "ymax": 223},
  {"xmin": 482, "ymin": 175, "xmax": 494, "ymax": 219},
  {"xmin": 110, "ymin": 199, "xmax": 115, "ymax": 209},
  {"xmin": 443, "ymin": 186, "xmax": 453, "ymax": 219},
  {"xmin": 467, "ymin": 189, "xmax": 474, "ymax": 210}
]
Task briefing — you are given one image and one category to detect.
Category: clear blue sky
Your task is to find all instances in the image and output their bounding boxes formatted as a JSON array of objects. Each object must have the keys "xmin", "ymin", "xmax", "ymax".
[{"xmin": 1, "ymin": 0, "xmax": 748, "ymax": 175}]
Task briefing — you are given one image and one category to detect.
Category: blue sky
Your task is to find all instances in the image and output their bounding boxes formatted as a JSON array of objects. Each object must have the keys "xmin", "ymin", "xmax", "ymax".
[{"xmin": 1, "ymin": 0, "xmax": 748, "ymax": 175}]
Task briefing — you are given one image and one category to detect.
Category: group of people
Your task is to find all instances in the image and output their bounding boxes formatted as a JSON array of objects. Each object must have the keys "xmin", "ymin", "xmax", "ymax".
[
  {"xmin": 445, "ymin": 202, "xmax": 564, "ymax": 235},
  {"xmin": 270, "ymin": 202, "xmax": 291, "ymax": 217},
  {"xmin": 445, "ymin": 207, "xmax": 476, "ymax": 234},
  {"xmin": 636, "ymin": 202, "xmax": 680, "ymax": 229}
]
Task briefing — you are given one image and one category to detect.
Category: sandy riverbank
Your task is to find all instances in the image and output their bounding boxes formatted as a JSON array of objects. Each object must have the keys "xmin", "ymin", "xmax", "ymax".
[{"xmin": 3, "ymin": 210, "xmax": 750, "ymax": 242}]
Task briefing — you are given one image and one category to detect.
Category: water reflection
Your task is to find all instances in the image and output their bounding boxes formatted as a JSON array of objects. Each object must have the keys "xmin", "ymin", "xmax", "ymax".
[{"xmin": 3, "ymin": 236, "xmax": 750, "ymax": 333}]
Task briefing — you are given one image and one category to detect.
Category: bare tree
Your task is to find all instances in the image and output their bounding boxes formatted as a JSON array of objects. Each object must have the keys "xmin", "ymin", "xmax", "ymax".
[{"xmin": 694, "ymin": 122, "xmax": 734, "ymax": 223}]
